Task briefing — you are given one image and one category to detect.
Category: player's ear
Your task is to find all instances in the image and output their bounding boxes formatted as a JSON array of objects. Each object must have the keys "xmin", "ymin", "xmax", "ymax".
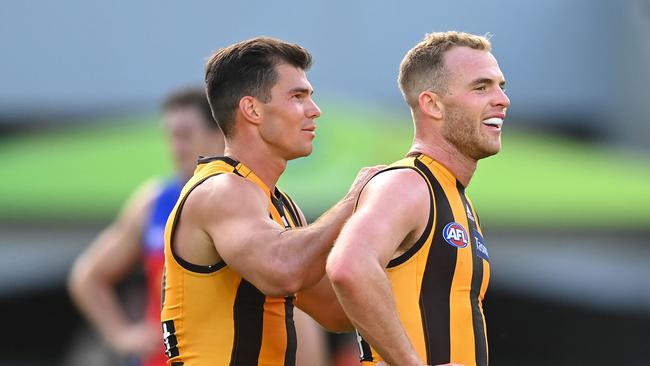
[
  {"xmin": 418, "ymin": 91, "xmax": 443, "ymax": 120},
  {"xmin": 239, "ymin": 96, "xmax": 262, "ymax": 125}
]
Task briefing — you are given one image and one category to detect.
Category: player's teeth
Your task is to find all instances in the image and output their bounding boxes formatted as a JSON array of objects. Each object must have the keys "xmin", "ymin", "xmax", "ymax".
[{"xmin": 482, "ymin": 117, "xmax": 503, "ymax": 127}]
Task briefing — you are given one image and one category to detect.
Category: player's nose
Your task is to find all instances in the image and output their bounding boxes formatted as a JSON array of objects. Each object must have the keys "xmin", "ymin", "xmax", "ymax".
[
  {"xmin": 494, "ymin": 87, "xmax": 510, "ymax": 109},
  {"xmin": 306, "ymin": 98, "xmax": 321, "ymax": 119}
]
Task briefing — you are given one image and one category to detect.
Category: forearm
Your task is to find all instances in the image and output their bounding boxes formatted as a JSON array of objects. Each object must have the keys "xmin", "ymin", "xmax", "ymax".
[
  {"xmin": 276, "ymin": 195, "xmax": 356, "ymax": 289},
  {"xmin": 210, "ymin": 166, "xmax": 383, "ymax": 296},
  {"xmin": 69, "ymin": 274, "xmax": 131, "ymax": 346},
  {"xmin": 296, "ymin": 275, "xmax": 353, "ymax": 332},
  {"xmin": 328, "ymin": 259, "xmax": 422, "ymax": 366}
]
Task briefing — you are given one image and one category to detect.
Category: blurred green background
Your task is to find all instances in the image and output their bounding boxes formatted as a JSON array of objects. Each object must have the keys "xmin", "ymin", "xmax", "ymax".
[
  {"xmin": 3, "ymin": 105, "xmax": 649, "ymax": 228},
  {"xmin": 1, "ymin": 1, "xmax": 649, "ymax": 365}
]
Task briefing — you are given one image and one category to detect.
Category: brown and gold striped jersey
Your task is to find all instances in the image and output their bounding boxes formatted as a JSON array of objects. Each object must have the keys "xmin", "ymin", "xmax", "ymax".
[
  {"xmin": 161, "ymin": 156, "xmax": 303, "ymax": 366},
  {"xmin": 358, "ymin": 153, "xmax": 490, "ymax": 366}
]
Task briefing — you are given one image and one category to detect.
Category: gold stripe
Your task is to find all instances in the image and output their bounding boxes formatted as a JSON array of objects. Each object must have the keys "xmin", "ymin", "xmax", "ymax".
[{"xmin": 257, "ymin": 296, "xmax": 288, "ymax": 364}]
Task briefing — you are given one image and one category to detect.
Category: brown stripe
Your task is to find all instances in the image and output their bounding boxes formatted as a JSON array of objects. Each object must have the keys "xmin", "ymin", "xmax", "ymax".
[
  {"xmin": 230, "ymin": 280, "xmax": 265, "ymax": 365},
  {"xmin": 416, "ymin": 158, "xmax": 455, "ymax": 364},
  {"xmin": 278, "ymin": 190, "xmax": 302, "ymax": 227},
  {"xmin": 456, "ymin": 182, "xmax": 488, "ymax": 366},
  {"xmin": 283, "ymin": 296, "xmax": 297, "ymax": 366}
]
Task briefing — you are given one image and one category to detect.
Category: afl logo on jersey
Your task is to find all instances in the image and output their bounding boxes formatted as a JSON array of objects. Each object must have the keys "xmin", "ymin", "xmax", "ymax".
[{"xmin": 443, "ymin": 222, "xmax": 469, "ymax": 248}]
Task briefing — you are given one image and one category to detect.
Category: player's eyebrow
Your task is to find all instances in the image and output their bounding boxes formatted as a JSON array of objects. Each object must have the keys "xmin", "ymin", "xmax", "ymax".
[
  {"xmin": 469, "ymin": 78, "xmax": 494, "ymax": 86},
  {"xmin": 289, "ymin": 87, "xmax": 314, "ymax": 95},
  {"xmin": 469, "ymin": 78, "xmax": 506, "ymax": 88}
]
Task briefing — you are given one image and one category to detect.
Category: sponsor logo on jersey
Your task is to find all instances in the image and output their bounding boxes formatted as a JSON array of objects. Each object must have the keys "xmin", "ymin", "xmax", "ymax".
[
  {"xmin": 443, "ymin": 222, "xmax": 469, "ymax": 248},
  {"xmin": 466, "ymin": 205, "xmax": 475, "ymax": 222},
  {"xmin": 473, "ymin": 229, "xmax": 489, "ymax": 260}
]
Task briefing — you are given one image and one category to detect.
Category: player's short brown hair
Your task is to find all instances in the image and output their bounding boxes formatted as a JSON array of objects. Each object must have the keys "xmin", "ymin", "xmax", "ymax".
[
  {"xmin": 162, "ymin": 87, "xmax": 220, "ymax": 131},
  {"xmin": 205, "ymin": 37, "xmax": 312, "ymax": 137},
  {"xmin": 398, "ymin": 31, "xmax": 492, "ymax": 107}
]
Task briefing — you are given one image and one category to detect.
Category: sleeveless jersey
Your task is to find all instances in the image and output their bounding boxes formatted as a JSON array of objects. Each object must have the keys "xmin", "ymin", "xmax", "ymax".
[
  {"xmin": 141, "ymin": 178, "xmax": 183, "ymax": 366},
  {"xmin": 161, "ymin": 156, "xmax": 303, "ymax": 366},
  {"xmin": 358, "ymin": 153, "xmax": 490, "ymax": 366}
]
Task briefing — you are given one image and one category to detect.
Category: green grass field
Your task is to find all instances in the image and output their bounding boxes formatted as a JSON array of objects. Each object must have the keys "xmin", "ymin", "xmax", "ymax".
[{"xmin": 1, "ymin": 106, "xmax": 649, "ymax": 229}]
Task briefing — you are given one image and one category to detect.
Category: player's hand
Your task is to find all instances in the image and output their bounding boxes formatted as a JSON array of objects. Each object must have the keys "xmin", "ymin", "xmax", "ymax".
[
  {"xmin": 346, "ymin": 165, "xmax": 386, "ymax": 198},
  {"xmin": 110, "ymin": 321, "xmax": 160, "ymax": 357}
]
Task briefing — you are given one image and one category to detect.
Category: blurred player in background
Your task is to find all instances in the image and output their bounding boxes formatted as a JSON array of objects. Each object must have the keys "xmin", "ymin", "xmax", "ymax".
[
  {"xmin": 327, "ymin": 31, "xmax": 510, "ymax": 366},
  {"xmin": 68, "ymin": 87, "xmax": 225, "ymax": 366}
]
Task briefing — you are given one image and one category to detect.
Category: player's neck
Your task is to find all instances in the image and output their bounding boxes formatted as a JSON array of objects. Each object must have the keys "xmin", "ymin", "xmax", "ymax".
[
  {"xmin": 409, "ymin": 138, "xmax": 477, "ymax": 187},
  {"xmin": 224, "ymin": 143, "xmax": 287, "ymax": 192}
]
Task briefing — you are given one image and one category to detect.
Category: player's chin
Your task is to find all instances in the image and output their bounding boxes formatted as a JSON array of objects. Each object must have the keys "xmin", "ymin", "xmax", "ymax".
[
  {"xmin": 483, "ymin": 134, "xmax": 502, "ymax": 152},
  {"xmin": 300, "ymin": 145, "xmax": 314, "ymax": 157},
  {"xmin": 478, "ymin": 144, "xmax": 501, "ymax": 159},
  {"xmin": 287, "ymin": 145, "xmax": 313, "ymax": 160}
]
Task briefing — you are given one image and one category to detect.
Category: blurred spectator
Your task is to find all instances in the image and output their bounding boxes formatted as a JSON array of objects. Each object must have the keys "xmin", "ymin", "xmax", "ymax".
[{"xmin": 68, "ymin": 87, "xmax": 224, "ymax": 366}]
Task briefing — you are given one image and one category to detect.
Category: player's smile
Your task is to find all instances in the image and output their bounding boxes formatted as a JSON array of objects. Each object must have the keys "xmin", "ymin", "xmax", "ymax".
[{"xmin": 481, "ymin": 116, "xmax": 504, "ymax": 132}]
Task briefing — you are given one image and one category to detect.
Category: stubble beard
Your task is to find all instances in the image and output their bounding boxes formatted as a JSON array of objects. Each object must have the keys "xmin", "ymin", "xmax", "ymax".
[{"xmin": 442, "ymin": 107, "xmax": 501, "ymax": 161}]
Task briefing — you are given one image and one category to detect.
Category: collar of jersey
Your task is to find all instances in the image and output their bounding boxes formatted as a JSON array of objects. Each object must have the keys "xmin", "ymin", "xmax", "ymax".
[
  {"xmin": 231, "ymin": 160, "xmax": 273, "ymax": 199},
  {"xmin": 416, "ymin": 153, "xmax": 458, "ymax": 187},
  {"xmin": 195, "ymin": 155, "xmax": 273, "ymax": 199}
]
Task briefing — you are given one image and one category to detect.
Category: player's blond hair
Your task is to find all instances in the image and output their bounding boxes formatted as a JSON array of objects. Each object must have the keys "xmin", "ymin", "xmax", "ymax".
[{"xmin": 398, "ymin": 31, "xmax": 492, "ymax": 107}]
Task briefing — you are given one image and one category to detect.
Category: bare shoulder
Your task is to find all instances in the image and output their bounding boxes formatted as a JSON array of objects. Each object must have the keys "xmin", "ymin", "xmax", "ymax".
[
  {"xmin": 182, "ymin": 173, "xmax": 268, "ymax": 221},
  {"xmin": 358, "ymin": 167, "xmax": 430, "ymax": 210},
  {"xmin": 331, "ymin": 168, "xmax": 430, "ymax": 265},
  {"xmin": 348, "ymin": 168, "xmax": 431, "ymax": 260}
]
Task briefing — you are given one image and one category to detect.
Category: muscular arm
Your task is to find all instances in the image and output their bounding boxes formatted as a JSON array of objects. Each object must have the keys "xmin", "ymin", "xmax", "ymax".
[
  {"xmin": 295, "ymin": 273, "xmax": 353, "ymax": 332},
  {"xmin": 68, "ymin": 180, "xmax": 161, "ymax": 356},
  {"xmin": 179, "ymin": 167, "xmax": 379, "ymax": 298},
  {"xmin": 326, "ymin": 169, "xmax": 430, "ymax": 366},
  {"xmin": 287, "ymin": 200, "xmax": 352, "ymax": 332}
]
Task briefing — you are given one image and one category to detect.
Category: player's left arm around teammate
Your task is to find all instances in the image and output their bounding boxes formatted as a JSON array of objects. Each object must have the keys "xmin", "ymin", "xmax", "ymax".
[
  {"xmin": 295, "ymin": 271, "xmax": 353, "ymax": 332},
  {"xmin": 289, "ymin": 202, "xmax": 354, "ymax": 332},
  {"xmin": 177, "ymin": 166, "xmax": 382, "ymax": 298}
]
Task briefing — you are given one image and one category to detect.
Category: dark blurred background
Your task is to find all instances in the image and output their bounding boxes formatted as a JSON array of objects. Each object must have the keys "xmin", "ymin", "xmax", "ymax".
[{"xmin": 1, "ymin": 1, "xmax": 649, "ymax": 365}]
